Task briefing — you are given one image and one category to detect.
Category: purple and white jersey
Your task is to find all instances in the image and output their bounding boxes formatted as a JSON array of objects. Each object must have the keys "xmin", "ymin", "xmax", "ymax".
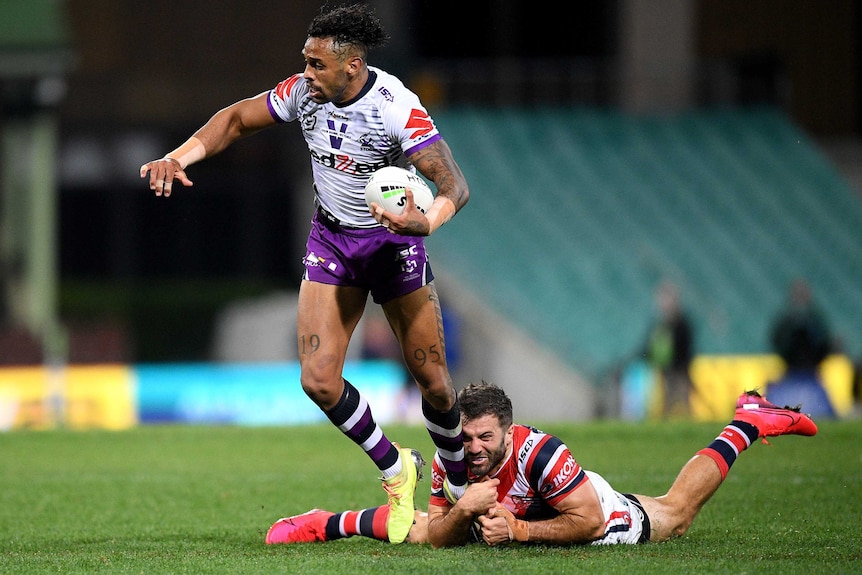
[{"xmin": 267, "ymin": 67, "xmax": 441, "ymax": 227}]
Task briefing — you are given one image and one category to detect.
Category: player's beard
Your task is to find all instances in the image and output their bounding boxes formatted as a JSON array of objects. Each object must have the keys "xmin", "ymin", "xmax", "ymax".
[{"xmin": 466, "ymin": 436, "xmax": 507, "ymax": 479}]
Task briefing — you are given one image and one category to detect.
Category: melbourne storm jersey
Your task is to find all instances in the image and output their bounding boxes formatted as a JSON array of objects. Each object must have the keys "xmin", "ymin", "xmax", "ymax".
[
  {"xmin": 267, "ymin": 66, "xmax": 441, "ymax": 227},
  {"xmin": 430, "ymin": 424, "xmax": 589, "ymax": 520}
]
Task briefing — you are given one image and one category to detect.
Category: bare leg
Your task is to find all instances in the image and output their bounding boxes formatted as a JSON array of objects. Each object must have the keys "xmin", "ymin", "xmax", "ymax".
[
  {"xmin": 627, "ymin": 392, "xmax": 815, "ymax": 543},
  {"xmin": 297, "ymin": 280, "xmax": 366, "ymax": 409},
  {"xmin": 383, "ymin": 282, "xmax": 454, "ymax": 410},
  {"xmin": 297, "ymin": 280, "xmax": 403, "ymax": 476},
  {"xmin": 635, "ymin": 454, "xmax": 723, "ymax": 542},
  {"xmin": 384, "ymin": 282, "xmax": 468, "ymax": 493},
  {"xmin": 635, "ymin": 416, "xmax": 762, "ymax": 542}
]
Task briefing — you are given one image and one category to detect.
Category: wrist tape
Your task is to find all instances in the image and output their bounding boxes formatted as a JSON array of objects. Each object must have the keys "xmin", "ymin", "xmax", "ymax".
[
  {"xmin": 165, "ymin": 136, "xmax": 206, "ymax": 169},
  {"xmin": 425, "ymin": 196, "xmax": 456, "ymax": 234}
]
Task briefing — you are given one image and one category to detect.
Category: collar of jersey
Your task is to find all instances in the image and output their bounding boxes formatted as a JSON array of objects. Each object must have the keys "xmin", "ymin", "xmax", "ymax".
[{"xmin": 334, "ymin": 70, "xmax": 377, "ymax": 108}]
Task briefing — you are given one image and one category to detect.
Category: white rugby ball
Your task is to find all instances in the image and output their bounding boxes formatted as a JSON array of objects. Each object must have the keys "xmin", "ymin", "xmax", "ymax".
[{"xmin": 364, "ymin": 166, "xmax": 434, "ymax": 215}]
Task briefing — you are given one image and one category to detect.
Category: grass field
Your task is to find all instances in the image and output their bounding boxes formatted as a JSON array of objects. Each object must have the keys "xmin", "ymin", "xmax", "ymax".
[{"xmin": 1, "ymin": 418, "xmax": 860, "ymax": 574}]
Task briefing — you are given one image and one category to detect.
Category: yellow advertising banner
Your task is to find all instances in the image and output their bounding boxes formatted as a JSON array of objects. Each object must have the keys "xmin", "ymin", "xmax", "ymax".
[
  {"xmin": 689, "ymin": 355, "xmax": 854, "ymax": 420},
  {"xmin": 0, "ymin": 366, "xmax": 135, "ymax": 430}
]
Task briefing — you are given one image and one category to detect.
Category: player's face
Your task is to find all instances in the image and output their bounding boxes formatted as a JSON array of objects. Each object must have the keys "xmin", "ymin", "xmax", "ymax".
[
  {"xmin": 302, "ymin": 36, "xmax": 353, "ymax": 104},
  {"xmin": 461, "ymin": 414, "xmax": 513, "ymax": 478}
]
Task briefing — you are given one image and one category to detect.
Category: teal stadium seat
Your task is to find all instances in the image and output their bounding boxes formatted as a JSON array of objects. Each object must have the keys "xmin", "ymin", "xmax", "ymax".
[{"xmin": 428, "ymin": 108, "xmax": 862, "ymax": 380}]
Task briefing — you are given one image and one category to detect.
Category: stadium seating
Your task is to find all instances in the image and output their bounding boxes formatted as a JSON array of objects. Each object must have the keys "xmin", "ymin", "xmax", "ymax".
[{"xmin": 428, "ymin": 107, "xmax": 862, "ymax": 380}]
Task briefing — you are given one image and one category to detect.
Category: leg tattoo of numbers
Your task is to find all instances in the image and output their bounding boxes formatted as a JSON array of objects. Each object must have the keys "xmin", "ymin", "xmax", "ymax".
[
  {"xmin": 410, "ymin": 284, "xmax": 447, "ymax": 367},
  {"xmin": 299, "ymin": 333, "xmax": 321, "ymax": 355}
]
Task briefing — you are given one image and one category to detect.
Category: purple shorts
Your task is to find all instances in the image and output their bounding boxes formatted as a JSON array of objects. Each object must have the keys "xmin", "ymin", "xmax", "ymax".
[{"xmin": 302, "ymin": 210, "xmax": 435, "ymax": 304}]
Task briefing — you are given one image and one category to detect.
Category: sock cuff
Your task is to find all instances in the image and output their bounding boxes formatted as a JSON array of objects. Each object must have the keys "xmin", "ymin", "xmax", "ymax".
[
  {"xmin": 729, "ymin": 419, "xmax": 760, "ymax": 445},
  {"xmin": 325, "ymin": 379, "xmax": 359, "ymax": 427},
  {"xmin": 697, "ymin": 447, "xmax": 730, "ymax": 480},
  {"xmin": 421, "ymin": 396, "xmax": 461, "ymax": 427}
]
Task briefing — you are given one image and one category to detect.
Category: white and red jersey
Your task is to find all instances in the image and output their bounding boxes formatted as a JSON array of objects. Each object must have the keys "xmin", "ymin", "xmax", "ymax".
[
  {"xmin": 430, "ymin": 424, "xmax": 589, "ymax": 520},
  {"xmin": 430, "ymin": 424, "xmax": 648, "ymax": 545},
  {"xmin": 267, "ymin": 66, "xmax": 441, "ymax": 227}
]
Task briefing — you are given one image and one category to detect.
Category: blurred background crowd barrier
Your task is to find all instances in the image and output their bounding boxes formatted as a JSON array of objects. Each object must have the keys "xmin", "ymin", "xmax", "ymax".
[{"xmin": 1, "ymin": 0, "xmax": 860, "ymax": 427}]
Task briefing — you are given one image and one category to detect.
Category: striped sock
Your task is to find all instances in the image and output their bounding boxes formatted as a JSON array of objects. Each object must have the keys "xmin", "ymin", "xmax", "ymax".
[
  {"xmin": 324, "ymin": 507, "xmax": 391, "ymax": 542},
  {"xmin": 697, "ymin": 420, "xmax": 760, "ymax": 479},
  {"xmin": 422, "ymin": 397, "xmax": 468, "ymax": 489},
  {"xmin": 325, "ymin": 379, "xmax": 400, "ymax": 476}
]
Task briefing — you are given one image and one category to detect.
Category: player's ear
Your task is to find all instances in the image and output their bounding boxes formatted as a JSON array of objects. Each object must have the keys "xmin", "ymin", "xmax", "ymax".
[{"xmin": 347, "ymin": 56, "xmax": 363, "ymax": 75}]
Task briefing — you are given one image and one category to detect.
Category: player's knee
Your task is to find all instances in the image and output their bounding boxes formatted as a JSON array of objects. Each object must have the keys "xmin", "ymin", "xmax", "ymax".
[
  {"xmin": 668, "ymin": 514, "xmax": 695, "ymax": 539},
  {"xmin": 671, "ymin": 523, "xmax": 692, "ymax": 539},
  {"xmin": 643, "ymin": 501, "xmax": 694, "ymax": 542},
  {"xmin": 300, "ymin": 355, "xmax": 344, "ymax": 404},
  {"xmin": 300, "ymin": 378, "xmax": 344, "ymax": 410}
]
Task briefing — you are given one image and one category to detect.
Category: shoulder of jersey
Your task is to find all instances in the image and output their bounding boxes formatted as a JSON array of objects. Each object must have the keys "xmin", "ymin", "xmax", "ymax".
[
  {"xmin": 368, "ymin": 67, "xmax": 413, "ymax": 104},
  {"xmin": 273, "ymin": 74, "xmax": 307, "ymax": 100}
]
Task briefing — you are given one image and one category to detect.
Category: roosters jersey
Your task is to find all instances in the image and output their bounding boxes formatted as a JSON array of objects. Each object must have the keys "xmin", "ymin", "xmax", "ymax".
[
  {"xmin": 267, "ymin": 66, "xmax": 441, "ymax": 227},
  {"xmin": 430, "ymin": 424, "xmax": 648, "ymax": 545},
  {"xmin": 430, "ymin": 424, "xmax": 588, "ymax": 520}
]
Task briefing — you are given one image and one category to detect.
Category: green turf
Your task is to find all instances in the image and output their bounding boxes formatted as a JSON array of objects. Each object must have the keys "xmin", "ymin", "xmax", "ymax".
[{"xmin": 1, "ymin": 418, "xmax": 859, "ymax": 574}]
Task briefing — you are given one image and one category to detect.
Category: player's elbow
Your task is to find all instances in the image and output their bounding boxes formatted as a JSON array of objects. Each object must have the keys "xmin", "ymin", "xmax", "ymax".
[
  {"xmin": 427, "ymin": 530, "xmax": 463, "ymax": 549},
  {"xmin": 426, "ymin": 522, "xmax": 443, "ymax": 549},
  {"xmin": 426, "ymin": 513, "xmax": 469, "ymax": 549},
  {"xmin": 565, "ymin": 511, "xmax": 606, "ymax": 544},
  {"xmin": 546, "ymin": 511, "xmax": 606, "ymax": 545},
  {"xmin": 581, "ymin": 514, "xmax": 607, "ymax": 543},
  {"xmin": 457, "ymin": 183, "xmax": 470, "ymax": 210}
]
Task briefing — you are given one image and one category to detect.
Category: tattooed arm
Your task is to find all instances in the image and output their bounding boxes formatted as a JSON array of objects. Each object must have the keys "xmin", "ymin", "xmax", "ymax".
[
  {"xmin": 410, "ymin": 138, "xmax": 470, "ymax": 214},
  {"xmin": 373, "ymin": 138, "xmax": 470, "ymax": 236}
]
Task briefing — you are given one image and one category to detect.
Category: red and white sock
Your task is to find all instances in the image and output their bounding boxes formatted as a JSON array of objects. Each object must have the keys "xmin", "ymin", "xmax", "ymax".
[
  {"xmin": 329, "ymin": 506, "xmax": 390, "ymax": 542},
  {"xmin": 696, "ymin": 420, "xmax": 759, "ymax": 479}
]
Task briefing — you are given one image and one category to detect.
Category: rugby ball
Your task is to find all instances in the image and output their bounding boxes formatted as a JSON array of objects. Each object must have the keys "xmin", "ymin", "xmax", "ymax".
[{"xmin": 364, "ymin": 166, "xmax": 435, "ymax": 215}]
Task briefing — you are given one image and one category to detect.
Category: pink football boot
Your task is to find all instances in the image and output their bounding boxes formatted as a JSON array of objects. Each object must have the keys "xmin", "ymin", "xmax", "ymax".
[
  {"xmin": 734, "ymin": 390, "xmax": 818, "ymax": 439},
  {"xmin": 265, "ymin": 509, "xmax": 333, "ymax": 544}
]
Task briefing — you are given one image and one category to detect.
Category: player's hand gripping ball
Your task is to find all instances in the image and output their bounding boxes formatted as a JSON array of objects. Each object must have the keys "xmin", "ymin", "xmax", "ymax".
[{"xmin": 364, "ymin": 166, "xmax": 434, "ymax": 215}]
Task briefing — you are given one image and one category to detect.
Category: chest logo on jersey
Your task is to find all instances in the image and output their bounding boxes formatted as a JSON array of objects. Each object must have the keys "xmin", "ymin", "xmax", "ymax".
[
  {"xmin": 301, "ymin": 113, "xmax": 317, "ymax": 131},
  {"xmin": 518, "ymin": 438, "xmax": 534, "ymax": 464},
  {"xmin": 309, "ymin": 149, "xmax": 394, "ymax": 174},
  {"xmin": 326, "ymin": 120, "xmax": 348, "ymax": 150}
]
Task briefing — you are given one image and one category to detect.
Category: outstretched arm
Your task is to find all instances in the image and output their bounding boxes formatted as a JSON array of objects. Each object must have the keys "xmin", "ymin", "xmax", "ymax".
[{"xmin": 139, "ymin": 91, "xmax": 277, "ymax": 196}]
